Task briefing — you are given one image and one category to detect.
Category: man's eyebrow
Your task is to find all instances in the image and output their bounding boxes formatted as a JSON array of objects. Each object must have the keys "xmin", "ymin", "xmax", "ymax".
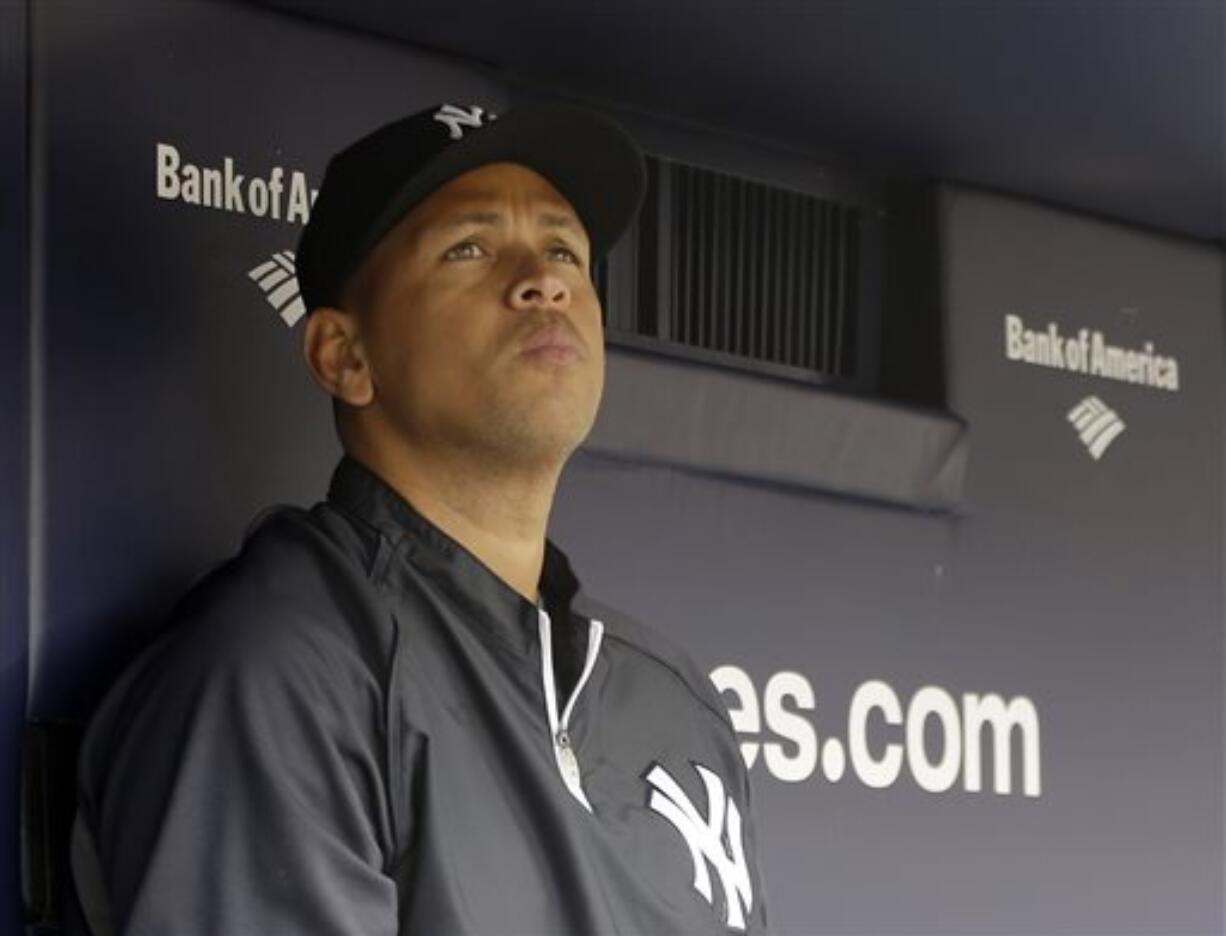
[
  {"xmin": 432, "ymin": 208, "xmax": 583, "ymax": 233},
  {"xmin": 538, "ymin": 212, "xmax": 581, "ymax": 232},
  {"xmin": 436, "ymin": 210, "xmax": 501, "ymax": 231}
]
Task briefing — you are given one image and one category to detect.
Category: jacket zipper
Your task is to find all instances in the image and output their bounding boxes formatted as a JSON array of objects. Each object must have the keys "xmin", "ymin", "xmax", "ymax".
[{"xmin": 537, "ymin": 607, "xmax": 604, "ymax": 812}]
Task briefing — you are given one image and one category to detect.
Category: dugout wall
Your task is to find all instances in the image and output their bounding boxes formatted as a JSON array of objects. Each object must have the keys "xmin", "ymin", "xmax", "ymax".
[{"xmin": 7, "ymin": 3, "xmax": 1225, "ymax": 933}]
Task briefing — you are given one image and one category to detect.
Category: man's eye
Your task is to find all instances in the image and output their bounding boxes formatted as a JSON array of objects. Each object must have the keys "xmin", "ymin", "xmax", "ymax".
[
  {"xmin": 548, "ymin": 245, "xmax": 581, "ymax": 264},
  {"xmin": 444, "ymin": 241, "xmax": 486, "ymax": 260}
]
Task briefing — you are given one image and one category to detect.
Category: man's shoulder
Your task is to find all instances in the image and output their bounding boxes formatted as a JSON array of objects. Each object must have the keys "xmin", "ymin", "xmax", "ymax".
[
  {"xmin": 220, "ymin": 499, "xmax": 379, "ymax": 602},
  {"xmin": 578, "ymin": 594, "xmax": 733, "ymax": 737},
  {"xmin": 180, "ymin": 500, "xmax": 389, "ymax": 648},
  {"xmin": 108, "ymin": 502, "xmax": 388, "ymax": 709},
  {"xmin": 81, "ymin": 501, "xmax": 393, "ymax": 775}
]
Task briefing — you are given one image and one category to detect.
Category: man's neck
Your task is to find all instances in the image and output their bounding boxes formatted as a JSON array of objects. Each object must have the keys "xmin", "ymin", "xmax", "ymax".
[{"xmin": 348, "ymin": 439, "xmax": 560, "ymax": 603}]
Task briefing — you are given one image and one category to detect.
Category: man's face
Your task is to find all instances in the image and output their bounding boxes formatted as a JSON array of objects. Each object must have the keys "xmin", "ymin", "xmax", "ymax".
[{"xmin": 346, "ymin": 161, "xmax": 605, "ymax": 470}]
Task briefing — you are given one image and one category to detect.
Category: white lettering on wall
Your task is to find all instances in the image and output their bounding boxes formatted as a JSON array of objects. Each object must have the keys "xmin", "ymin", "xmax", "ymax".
[
  {"xmin": 711, "ymin": 668, "xmax": 1042, "ymax": 797},
  {"xmin": 154, "ymin": 141, "xmax": 318, "ymax": 226}
]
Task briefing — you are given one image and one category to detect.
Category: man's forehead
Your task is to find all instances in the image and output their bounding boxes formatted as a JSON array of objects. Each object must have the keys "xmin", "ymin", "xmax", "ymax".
[
  {"xmin": 418, "ymin": 163, "xmax": 584, "ymax": 226},
  {"xmin": 431, "ymin": 203, "xmax": 582, "ymax": 229}
]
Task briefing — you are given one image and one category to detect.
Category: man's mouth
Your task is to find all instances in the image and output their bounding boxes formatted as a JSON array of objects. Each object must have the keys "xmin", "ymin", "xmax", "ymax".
[{"xmin": 519, "ymin": 320, "xmax": 584, "ymax": 363}]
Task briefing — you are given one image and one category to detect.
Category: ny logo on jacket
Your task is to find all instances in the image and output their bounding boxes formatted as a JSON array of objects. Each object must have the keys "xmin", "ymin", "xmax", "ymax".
[{"xmin": 647, "ymin": 762, "xmax": 755, "ymax": 930}]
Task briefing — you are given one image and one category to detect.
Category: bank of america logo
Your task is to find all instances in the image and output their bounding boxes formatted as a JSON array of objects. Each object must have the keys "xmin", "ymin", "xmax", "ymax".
[
  {"xmin": 646, "ymin": 762, "xmax": 754, "ymax": 930},
  {"xmin": 1067, "ymin": 396, "xmax": 1126, "ymax": 460},
  {"xmin": 247, "ymin": 251, "xmax": 306, "ymax": 327}
]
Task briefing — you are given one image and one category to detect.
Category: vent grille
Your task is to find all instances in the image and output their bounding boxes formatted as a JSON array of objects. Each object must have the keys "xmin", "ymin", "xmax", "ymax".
[{"xmin": 620, "ymin": 158, "xmax": 862, "ymax": 382}]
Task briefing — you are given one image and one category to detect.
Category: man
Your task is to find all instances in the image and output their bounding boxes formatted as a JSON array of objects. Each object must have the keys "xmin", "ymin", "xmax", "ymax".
[{"xmin": 70, "ymin": 102, "xmax": 770, "ymax": 935}]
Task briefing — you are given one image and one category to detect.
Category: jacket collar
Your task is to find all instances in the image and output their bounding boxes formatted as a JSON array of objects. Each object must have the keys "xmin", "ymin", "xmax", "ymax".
[{"xmin": 326, "ymin": 455, "xmax": 583, "ymax": 657}]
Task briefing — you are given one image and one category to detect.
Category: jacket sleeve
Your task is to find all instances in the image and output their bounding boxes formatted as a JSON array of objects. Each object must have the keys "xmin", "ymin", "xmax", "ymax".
[
  {"xmin": 735, "ymin": 741, "xmax": 772, "ymax": 935},
  {"xmin": 695, "ymin": 661, "xmax": 773, "ymax": 935},
  {"xmin": 72, "ymin": 588, "xmax": 399, "ymax": 936}
]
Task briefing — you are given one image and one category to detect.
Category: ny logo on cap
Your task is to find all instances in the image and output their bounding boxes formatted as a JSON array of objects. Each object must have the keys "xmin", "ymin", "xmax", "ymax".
[{"xmin": 433, "ymin": 103, "xmax": 498, "ymax": 141}]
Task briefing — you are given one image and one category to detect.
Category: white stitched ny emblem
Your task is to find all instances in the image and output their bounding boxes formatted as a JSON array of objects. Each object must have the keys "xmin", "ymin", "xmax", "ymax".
[
  {"xmin": 646, "ymin": 762, "xmax": 754, "ymax": 930},
  {"xmin": 432, "ymin": 103, "xmax": 497, "ymax": 140}
]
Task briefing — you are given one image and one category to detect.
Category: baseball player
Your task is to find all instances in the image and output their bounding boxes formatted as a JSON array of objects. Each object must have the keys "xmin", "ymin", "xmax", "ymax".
[{"xmin": 69, "ymin": 102, "xmax": 771, "ymax": 935}]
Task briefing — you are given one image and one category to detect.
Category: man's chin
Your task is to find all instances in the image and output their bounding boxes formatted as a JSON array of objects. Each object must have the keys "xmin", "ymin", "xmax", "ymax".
[{"xmin": 482, "ymin": 400, "xmax": 598, "ymax": 467}]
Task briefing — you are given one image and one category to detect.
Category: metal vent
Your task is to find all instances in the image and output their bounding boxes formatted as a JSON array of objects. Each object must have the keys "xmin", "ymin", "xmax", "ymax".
[{"xmin": 621, "ymin": 157, "xmax": 861, "ymax": 381}]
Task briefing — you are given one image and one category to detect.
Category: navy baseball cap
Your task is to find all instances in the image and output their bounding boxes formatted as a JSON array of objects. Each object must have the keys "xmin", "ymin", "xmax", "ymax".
[{"xmin": 296, "ymin": 102, "xmax": 647, "ymax": 313}]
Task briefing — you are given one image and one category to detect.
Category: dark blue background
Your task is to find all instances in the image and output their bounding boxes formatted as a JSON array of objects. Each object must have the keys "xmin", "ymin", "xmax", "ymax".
[
  {"xmin": 7, "ymin": 2, "xmax": 1224, "ymax": 933},
  {"xmin": 1, "ymin": 1, "xmax": 29, "ymax": 932}
]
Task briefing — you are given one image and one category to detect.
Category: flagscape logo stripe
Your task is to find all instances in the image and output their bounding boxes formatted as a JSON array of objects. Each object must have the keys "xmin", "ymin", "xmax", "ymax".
[
  {"xmin": 1070, "ymin": 403, "xmax": 1103, "ymax": 432},
  {"xmin": 1067, "ymin": 396, "xmax": 1126, "ymax": 460},
  {"xmin": 257, "ymin": 267, "xmax": 292, "ymax": 291},
  {"xmin": 1085, "ymin": 419, "xmax": 1126, "ymax": 460},
  {"xmin": 247, "ymin": 250, "xmax": 306, "ymax": 327},
  {"xmin": 1079, "ymin": 408, "xmax": 1117, "ymax": 440},
  {"xmin": 248, "ymin": 259, "xmax": 280, "ymax": 281}
]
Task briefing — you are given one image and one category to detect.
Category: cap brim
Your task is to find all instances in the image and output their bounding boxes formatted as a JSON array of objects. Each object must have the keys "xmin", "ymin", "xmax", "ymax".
[{"xmin": 362, "ymin": 103, "xmax": 646, "ymax": 265}]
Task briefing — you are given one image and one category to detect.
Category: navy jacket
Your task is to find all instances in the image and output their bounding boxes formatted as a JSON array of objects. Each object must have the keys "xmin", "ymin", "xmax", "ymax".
[{"xmin": 71, "ymin": 456, "xmax": 770, "ymax": 935}]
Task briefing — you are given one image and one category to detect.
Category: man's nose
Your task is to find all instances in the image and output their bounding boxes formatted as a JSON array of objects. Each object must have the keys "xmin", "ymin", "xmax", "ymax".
[{"xmin": 507, "ymin": 255, "xmax": 570, "ymax": 311}]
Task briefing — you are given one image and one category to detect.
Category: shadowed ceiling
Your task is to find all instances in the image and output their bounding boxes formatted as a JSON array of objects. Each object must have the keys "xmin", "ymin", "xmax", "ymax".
[{"xmin": 255, "ymin": 0, "xmax": 1225, "ymax": 246}]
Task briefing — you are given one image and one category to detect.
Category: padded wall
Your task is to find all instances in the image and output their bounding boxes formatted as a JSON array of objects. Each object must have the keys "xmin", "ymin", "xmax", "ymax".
[
  {"xmin": 3, "ymin": 2, "xmax": 30, "ymax": 933},
  {"xmin": 19, "ymin": 2, "xmax": 1225, "ymax": 933}
]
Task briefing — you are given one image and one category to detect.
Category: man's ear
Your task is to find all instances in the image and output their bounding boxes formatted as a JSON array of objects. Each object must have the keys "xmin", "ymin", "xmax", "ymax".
[{"xmin": 302, "ymin": 307, "xmax": 374, "ymax": 407}]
